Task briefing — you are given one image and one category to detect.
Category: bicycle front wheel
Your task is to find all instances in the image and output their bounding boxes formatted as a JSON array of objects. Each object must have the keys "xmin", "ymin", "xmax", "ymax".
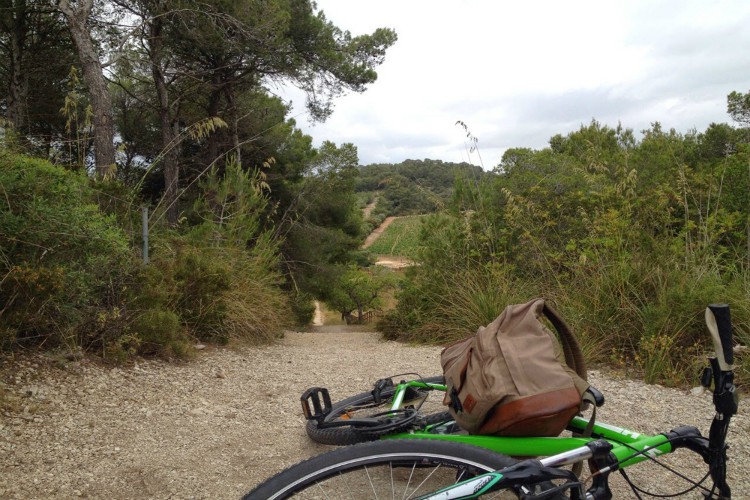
[
  {"xmin": 305, "ymin": 375, "xmax": 452, "ymax": 445},
  {"xmin": 244, "ymin": 439, "xmax": 562, "ymax": 499}
]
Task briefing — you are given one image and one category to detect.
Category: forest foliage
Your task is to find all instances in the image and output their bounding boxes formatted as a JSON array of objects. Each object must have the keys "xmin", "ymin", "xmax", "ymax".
[
  {"xmin": 378, "ymin": 119, "xmax": 750, "ymax": 387},
  {"xmin": 0, "ymin": 0, "xmax": 395, "ymax": 358},
  {"xmin": 0, "ymin": 1, "xmax": 748, "ymax": 389}
]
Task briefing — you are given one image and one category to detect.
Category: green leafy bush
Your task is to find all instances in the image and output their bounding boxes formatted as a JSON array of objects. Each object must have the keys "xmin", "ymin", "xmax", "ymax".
[
  {"xmin": 0, "ymin": 152, "xmax": 294, "ymax": 360},
  {"xmin": 290, "ymin": 292, "xmax": 316, "ymax": 326},
  {"xmin": 182, "ymin": 161, "xmax": 292, "ymax": 342},
  {"xmin": 128, "ymin": 309, "xmax": 185, "ymax": 355},
  {"xmin": 380, "ymin": 122, "xmax": 750, "ymax": 388},
  {"xmin": 0, "ymin": 152, "xmax": 134, "ymax": 351}
]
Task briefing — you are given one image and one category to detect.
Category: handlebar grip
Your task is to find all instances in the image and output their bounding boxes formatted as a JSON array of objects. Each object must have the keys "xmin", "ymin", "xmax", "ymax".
[{"xmin": 705, "ymin": 304, "xmax": 734, "ymax": 370}]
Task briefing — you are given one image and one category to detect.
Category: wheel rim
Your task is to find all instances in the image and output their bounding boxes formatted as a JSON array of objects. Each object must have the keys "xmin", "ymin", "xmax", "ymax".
[{"xmin": 267, "ymin": 451, "xmax": 521, "ymax": 499}]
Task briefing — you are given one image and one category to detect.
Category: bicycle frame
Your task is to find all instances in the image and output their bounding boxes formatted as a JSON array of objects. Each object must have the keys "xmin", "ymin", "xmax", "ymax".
[{"xmin": 386, "ymin": 413, "xmax": 673, "ymax": 469}]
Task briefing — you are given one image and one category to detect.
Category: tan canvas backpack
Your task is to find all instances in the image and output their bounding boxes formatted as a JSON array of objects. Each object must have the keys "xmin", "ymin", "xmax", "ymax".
[{"xmin": 441, "ymin": 298, "xmax": 590, "ymax": 436}]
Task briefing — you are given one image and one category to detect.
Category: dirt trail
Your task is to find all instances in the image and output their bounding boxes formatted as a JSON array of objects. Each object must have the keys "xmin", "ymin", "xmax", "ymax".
[
  {"xmin": 362, "ymin": 198, "xmax": 378, "ymax": 219},
  {"xmin": 312, "ymin": 301, "xmax": 324, "ymax": 326},
  {"xmin": 362, "ymin": 216, "xmax": 396, "ymax": 249},
  {"xmin": 1, "ymin": 330, "xmax": 748, "ymax": 499}
]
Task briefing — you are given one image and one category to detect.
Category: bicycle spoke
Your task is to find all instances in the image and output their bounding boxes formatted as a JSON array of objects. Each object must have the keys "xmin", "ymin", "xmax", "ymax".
[
  {"xmin": 314, "ymin": 480, "xmax": 331, "ymax": 500},
  {"xmin": 245, "ymin": 440, "xmax": 523, "ymax": 499},
  {"xmin": 405, "ymin": 463, "xmax": 442, "ymax": 499},
  {"xmin": 388, "ymin": 462, "xmax": 396, "ymax": 500},
  {"xmin": 402, "ymin": 462, "xmax": 417, "ymax": 500},
  {"xmin": 363, "ymin": 465, "xmax": 379, "ymax": 500}
]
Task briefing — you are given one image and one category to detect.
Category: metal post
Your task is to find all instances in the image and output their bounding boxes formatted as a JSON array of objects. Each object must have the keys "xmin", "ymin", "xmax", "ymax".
[{"xmin": 142, "ymin": 206, "xmax": 149, "ymax": 265}]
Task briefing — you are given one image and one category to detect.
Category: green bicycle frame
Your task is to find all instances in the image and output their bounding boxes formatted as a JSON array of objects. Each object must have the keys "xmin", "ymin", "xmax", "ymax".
[
  {"xmin": 389, "ymin": 380, "xmax": 446, "ymax": 409},
  {"xmin": 388, "ymin": 416, "xmax": 673, "ymax": 469},
  {"xmin": 382, "ymin": 381, "xmax": 673, "ymax": 471}
]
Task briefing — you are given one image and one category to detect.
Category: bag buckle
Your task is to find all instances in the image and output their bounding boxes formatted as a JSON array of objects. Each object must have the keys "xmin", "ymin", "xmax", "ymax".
[{"xmin": 449, "ymin": 387, "xmax": 463, "ymax": 413}]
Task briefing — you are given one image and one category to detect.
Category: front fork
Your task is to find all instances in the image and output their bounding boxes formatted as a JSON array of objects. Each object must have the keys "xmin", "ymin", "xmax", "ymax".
[{"xmin": 700, "ymin": 356, "xmax": 739, "ymax": 500}]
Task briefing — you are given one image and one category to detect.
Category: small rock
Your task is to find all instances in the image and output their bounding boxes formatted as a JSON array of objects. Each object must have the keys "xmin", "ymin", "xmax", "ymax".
[
  {"xmin": 64, "ymin": 349, "xmax": 84, "ymax": 361},
  {"xmin": 691, "ymin": 386, "xmax": 705, "ymax": 396},
  {"xmin": 215, "ymin": 368, "xmax": 226, "ymax": 379},
  {"xmin": 195, "ymin": 344, "xmax": 206, "ymax": 350}
]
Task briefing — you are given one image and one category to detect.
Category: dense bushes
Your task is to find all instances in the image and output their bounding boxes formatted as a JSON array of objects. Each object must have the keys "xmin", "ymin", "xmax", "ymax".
[
  {"xmin": 1, "ymin": 153, "xmax": 293, "ymax": 360},
  {"xmin": 0, "ymin": 153, "xmax": 133, "ymax": 351},
  {"xmin": 380, "ymin": 122, "xmax": 750, "ymax": 387}
]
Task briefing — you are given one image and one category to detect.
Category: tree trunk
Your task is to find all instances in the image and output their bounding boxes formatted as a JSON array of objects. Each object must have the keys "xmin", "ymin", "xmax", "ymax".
[
  {"xmin": 57, "ymin": 0, "xmax": 116, "ymax": 178},
  {"xmin": 224, "ymin": 82, "xmax": 241, "ymax": 165},
  {"xmin": 3, "ymin": 0, "xmax": 28, "ymax": 133},
  {"xmin": 147, "ymin": 12, "xmax": 180, "ymax": 226}
]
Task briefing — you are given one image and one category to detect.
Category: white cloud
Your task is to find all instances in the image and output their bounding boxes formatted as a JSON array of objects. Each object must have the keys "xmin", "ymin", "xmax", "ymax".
[{"xmin": 279, "ymin": 0, "xmax": 750, "ymax": 167}]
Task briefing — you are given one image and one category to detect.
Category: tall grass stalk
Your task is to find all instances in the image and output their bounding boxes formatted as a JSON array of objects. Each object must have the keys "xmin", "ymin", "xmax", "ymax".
[{"xmin": 412, "ymin": 268, "xmax": 533, "ymax": 344}]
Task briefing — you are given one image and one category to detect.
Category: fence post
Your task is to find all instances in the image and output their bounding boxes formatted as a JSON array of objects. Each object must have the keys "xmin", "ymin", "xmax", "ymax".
[{"xmin": 142, "ymin": 206, "xmax": 149, "ymax": 265}]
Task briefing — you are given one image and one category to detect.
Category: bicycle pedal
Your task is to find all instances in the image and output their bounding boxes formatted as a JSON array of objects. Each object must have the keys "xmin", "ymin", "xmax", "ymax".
[
  {"xmin": 301, "ymin": 387, "xmax": 332, "ymax": 422},
  {"xmin": 371, "ymin": 378, "xmax": 394, "ymax": 403}
]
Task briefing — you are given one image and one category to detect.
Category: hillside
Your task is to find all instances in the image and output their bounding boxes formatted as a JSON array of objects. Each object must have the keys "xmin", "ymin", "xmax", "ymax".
[{"xmin": 356, "ymin": 159, "xmax": 491, "ymax": 217}]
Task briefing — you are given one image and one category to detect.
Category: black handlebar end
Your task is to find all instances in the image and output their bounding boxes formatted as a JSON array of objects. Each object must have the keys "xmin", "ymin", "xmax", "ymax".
[{"xmin": 708, "ymin": 303, "xmax": 734, "ymax": 366}]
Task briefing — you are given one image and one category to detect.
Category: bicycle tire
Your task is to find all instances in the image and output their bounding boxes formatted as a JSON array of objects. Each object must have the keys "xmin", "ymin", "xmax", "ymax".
[
  {"xmin": 244, "ymin": 439, "xmax": 565, "ymax": 499},
  {"xmin": 305, "ymin": 375, "xmax": 451, "ymax": 445}
]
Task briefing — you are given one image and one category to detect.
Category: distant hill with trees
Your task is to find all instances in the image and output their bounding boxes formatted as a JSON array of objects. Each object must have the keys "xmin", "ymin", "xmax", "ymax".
[{"xmin": 356, "ymin": 159, "xmax": 490, "ymax": 217}]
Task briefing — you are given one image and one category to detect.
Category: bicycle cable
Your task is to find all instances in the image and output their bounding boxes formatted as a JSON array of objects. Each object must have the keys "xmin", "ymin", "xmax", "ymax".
[
  {"xmin": 595, "ymin": 435, "xmax": 716, "ymax": 498},
  {"xmin": 619, "ymin": 468, "xmax": 711, "ymax": 499}
]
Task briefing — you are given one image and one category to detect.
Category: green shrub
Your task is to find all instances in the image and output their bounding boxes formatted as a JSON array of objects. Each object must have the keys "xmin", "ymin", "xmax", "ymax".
[
  {"xmin": 290, "ymin": 293, "xmax": 316, "ymax": 326},
  {"xmin": 0, "ymin": 152, "xmax": 134, "ymax": 351},
  {"xmin": 221, "ymin": 246, "xmax": 292, "ymax": 343},
  {"xmin": 126, "ymin": 240, "xmax": 231, "ymax": 343},
  {"xmin": 380, "ymin": 261, "xmax": 534, "ymax": 344},
  {"xmin": 174, "ymin": 248, "xmax": 231, "ymax": 341},
  {"xmin": 127, "ymin": 308, "xmax": 188, "ymax": 355},
  {"xmin": 559, "ymin": 251, "xmax": 745, "ymax": 386}
]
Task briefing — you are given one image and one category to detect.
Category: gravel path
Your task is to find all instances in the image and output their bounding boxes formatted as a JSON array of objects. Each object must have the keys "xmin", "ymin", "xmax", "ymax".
[{"xmin": 1, "ymin": 328, "xmax": 747, "ymax": 499}]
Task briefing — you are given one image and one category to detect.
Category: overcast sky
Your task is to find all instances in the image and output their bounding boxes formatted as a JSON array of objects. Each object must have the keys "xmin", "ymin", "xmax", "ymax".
[{"xmin": 277, "ymin": 0, "xmax": 750, "ymax": 168}]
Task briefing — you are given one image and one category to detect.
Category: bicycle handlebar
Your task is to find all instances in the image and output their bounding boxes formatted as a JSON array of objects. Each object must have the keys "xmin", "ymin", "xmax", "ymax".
[{"xmin": 705, "ymin": 304, "xmax": 734, "ymax": 371}]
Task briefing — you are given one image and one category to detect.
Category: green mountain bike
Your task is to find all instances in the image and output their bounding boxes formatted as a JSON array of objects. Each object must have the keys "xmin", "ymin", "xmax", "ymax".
[{"xmin": 245, "ymin": 304, "xmax": 739, "ymax": 499}]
